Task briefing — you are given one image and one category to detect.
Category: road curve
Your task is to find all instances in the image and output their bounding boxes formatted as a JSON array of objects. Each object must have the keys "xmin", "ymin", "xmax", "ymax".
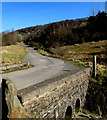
[{"xmin": 3, "ymin": 45, "xmax": 82, "ymax": 90}]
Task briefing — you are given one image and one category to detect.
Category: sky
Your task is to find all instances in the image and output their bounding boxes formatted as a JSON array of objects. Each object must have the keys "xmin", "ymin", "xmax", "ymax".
[
  {"xmin": 1, "ymin": 2, "xmax": 106, "ymax": 32},
  {"xmin": 1, "ymin": 0, "xmax": 107, "ymax": 2}
]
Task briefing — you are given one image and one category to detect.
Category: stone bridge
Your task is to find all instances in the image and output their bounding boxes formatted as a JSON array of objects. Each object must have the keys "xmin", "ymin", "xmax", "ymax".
[{"xmin": 2, "ymin": 67, "xmax": 91, "ymax": 119}]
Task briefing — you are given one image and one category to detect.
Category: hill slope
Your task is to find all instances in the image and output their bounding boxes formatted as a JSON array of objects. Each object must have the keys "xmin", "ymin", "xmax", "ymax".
[{"xmin": 2, "ymin": 12, "xmax": 107, "ymax": 49}]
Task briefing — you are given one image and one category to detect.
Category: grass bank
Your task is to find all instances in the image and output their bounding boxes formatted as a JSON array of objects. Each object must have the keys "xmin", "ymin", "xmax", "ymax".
[
  {"xmin": 0, "ymin": 44, "xmax": 27, "ymax": 66},
  {"xmin": 38, "ymin": 40, "xmax": 107, "ymax": 75},
  {"xmin": 0, "ymin": 44, "xmax": 33, "ymax": 73},
  {"xmin": 1, "ymin": 64, "xmax": 33, "ymax": 74},
  {"xmin": 84, "ymin": 74, "xmax": 107, "ymax": 118},
  {"xmin": 49, "ymin": 40, "xmax": 107, "ymax": 63}
]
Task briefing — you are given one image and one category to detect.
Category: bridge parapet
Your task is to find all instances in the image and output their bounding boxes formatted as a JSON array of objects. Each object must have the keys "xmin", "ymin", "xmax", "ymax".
[{"xmin": 3, "ymin": 67, "xmax": 91, "ymax": 118}]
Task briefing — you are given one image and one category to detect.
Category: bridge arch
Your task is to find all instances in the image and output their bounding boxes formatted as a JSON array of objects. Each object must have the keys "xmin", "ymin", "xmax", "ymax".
[
  {"xmin": 64, "ymin": 106, "xmax": 73, "ymax": 119},
  {"xmin": 75, "ymin": 98, "xmax": 81, "ymax": 113}
]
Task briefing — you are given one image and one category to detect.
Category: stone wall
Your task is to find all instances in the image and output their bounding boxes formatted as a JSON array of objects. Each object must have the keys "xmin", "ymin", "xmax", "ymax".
[
  {"xmin": 2, "ymin": 67, "xmax": 91, "ymax": 118},
  {"xmin": 2, "ymin": 78, "xmax": 31, "ymax": 119},
  {"xmin": 0, "ymin": 63, "xmax": 28, "ymax": 71}
]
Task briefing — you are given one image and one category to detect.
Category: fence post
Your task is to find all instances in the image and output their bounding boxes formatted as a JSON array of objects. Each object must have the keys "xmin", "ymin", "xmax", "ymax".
[{"xmin": 93, "ymin": 55, "xmax": 97, "ymax": 77}]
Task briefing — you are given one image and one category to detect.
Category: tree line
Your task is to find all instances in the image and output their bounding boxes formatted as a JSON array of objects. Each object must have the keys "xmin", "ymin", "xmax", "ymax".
[
  {"xmin": 2, "ymin": 12, "xmax": 107, "ymax": 48},
  {"xmin": 23, "ymin": 11, "xmax": 107, "ymax": 51}
]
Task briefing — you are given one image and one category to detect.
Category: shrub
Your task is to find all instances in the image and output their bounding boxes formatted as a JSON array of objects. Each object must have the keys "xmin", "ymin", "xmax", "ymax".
[{"xmin": 2, "ymin": 31, "xmax": 21, "ymax": 46}]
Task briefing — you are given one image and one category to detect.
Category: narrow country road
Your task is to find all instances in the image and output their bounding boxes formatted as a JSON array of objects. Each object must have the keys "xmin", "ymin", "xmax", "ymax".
[{"xmin": 3, "ymin": 45, "xmax": 82, "ymax": 90}]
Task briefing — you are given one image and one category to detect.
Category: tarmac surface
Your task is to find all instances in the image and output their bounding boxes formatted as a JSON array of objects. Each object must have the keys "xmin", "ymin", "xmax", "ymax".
[{"xmin": 2, "ymin": 45, "xmax": 81, "ymax": 90}]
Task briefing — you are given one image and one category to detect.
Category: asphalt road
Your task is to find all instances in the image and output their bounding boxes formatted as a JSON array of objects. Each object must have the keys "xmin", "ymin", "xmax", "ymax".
[{"xmin": 3, "ymin": 45, "xmax": 81, "ymax": 90}]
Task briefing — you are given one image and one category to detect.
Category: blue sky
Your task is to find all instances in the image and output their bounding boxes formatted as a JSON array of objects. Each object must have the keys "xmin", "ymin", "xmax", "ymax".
[
  {"xmin": 1, "ymin": 0, "xmax": 107, "ymax": 2},
  {"xmin": 2, "ymin": 2, "xmax": 105, "ymax": 32}
]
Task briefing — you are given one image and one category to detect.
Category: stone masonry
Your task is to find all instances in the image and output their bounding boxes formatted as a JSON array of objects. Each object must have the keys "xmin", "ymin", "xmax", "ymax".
[{"xmin": 2, "ymin": 67, "xmax": 91, "ymax": 118}]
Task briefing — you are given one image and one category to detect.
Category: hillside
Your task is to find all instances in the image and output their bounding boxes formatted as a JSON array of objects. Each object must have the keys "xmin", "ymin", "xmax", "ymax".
[
  {"xmin": 2, "ymin": 12, "xmax": 107, "ymax": 49},
  {"xmin": 17, "ymin": 19, "xmax": 84, "ymax": 49},
  {"xmin": 18, "ymin": 12, "xmax": 107, "ymax": 45},
  {"xmin": 1, "ymin": 11, "xmax": 107, "ymax": 118},
  {"xmin": 15, "ymin": 12, "xmax": 107, "ymax": 118}
]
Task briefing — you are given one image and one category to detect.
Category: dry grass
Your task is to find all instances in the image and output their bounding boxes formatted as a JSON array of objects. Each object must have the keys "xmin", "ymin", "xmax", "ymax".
[
  {"xmin": 37, "ymin": 49, "xmax": 50, "ymax": 56},
  {"xmin": 50, "ymin": 40, "xmax": 107, "ymax": 63},
  {"xmin": 0, "ymin": 44, "xmax": 27, "ymax": 66},
  {"xmin": 48, "ymin": 40, "xmax": 107, "ymax": 75},
  {"xmin": 62, "ymin": 40, "xmax": 107, "ymax": 61}
]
